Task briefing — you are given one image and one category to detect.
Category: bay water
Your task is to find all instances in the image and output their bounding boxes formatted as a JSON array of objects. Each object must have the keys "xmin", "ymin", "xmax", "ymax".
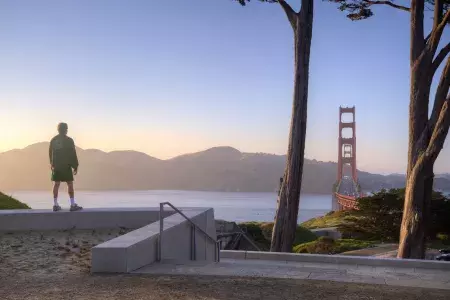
[{"xmin": 7, "ymin": 190, "xmax": 332, "ymax": 224}]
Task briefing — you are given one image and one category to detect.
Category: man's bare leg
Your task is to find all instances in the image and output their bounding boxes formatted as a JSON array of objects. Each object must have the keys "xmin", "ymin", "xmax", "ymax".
[
  {"xmin": 68, "ymin": 181, "xmax": 82, "ymax": 211},
  {"xmin": 67, "ymin": 181, "xmax": 74, "ymax": 201},
  {"xmin": 53, "ymin": 182, "xmax": 61, "ymax": 211}
]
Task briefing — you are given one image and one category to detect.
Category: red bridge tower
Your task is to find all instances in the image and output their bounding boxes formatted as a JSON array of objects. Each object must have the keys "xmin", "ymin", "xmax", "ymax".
[{"xmin": 337, "ymin": 106, "xmax": 357, "ymax": 182}]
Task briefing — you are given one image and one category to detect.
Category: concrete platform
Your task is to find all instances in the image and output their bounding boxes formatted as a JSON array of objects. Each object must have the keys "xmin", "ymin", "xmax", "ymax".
[
  {"xmin": 0, "ymin": 207, "xmax": 175, "ymax": 231},
  {"xmin": 134, "ymin": 258, "xmax": 450, "ymax": 290},
  {"xmin": 0, "ymin": 207, "xmax": 218, "ymax": 274}
]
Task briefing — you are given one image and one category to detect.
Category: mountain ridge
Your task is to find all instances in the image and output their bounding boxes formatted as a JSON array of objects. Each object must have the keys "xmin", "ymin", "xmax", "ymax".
[{"xmin": 1, "ymin": 142, "xmax": 450, "ymax": 193}]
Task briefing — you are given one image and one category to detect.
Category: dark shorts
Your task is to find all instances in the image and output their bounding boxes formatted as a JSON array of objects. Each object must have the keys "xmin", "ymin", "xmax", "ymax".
[{"xmin": 51, "ymin": 167, "xmax": 74, "ymax": 182}]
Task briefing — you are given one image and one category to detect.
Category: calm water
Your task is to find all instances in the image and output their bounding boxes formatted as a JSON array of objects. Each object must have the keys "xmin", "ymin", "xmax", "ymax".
[{"xmin": 7, "ymin": 190, "xmax": 332, "ymax": 223}]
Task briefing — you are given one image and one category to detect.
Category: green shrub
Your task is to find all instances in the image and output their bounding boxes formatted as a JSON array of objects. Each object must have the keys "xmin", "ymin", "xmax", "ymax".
[
  {"xmin": 437, "ymin": 233, "xmax": 450, "ymax": 245},
  {"xmin": 335, "ymin": 239, "xmax": 375, "ymax": 253},
  {"xmin": 294, "ymin": 236, "xmax": 336, "ymax": 254},
  {"xmin": 239, "ymin": 222, "xmax": 317, "ymax": 250},
  {"xmin": 337, "ymin": 189, "xmax": 450, "ymax": 242},
  {"xmin": 301, "ymin": 210, "xmax": 352, "ymax": 229},
  {"xmin": 293, "ymin": 238, "xmax": 374, "ymax": 254},
  {"xmin": 0, "ymin": 192, "xmax": 30, "ymax": 209},
  {"xmin": 239, "ymin": 222, "xmax": 269, "ymax": 246}
]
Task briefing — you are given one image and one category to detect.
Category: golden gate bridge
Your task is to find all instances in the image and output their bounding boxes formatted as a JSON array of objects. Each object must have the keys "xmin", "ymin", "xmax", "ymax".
[{"xmin": 334, "ymin": 106, "xmax": 363, "ymax": 210}]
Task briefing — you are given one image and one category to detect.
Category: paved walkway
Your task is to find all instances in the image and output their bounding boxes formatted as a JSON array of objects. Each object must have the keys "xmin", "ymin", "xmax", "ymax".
[{"xmin": 134, "ymin": 258, "xmax": 450, "ymax": 290}]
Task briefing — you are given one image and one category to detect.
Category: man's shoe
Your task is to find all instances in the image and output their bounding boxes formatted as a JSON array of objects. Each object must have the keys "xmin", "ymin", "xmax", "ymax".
[
  {"xmin": 53, "ymin": 205, "xmax": 62, "ymax": 212},
  {"xmin": 70, "ymin": 204, "xmax": 83, "ymax": 212}
]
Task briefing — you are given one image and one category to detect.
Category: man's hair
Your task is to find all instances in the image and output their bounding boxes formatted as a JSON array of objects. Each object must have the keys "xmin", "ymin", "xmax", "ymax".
[{"xmin": 57, "ymin": 122, "xmax": 68, "ymax": 134}]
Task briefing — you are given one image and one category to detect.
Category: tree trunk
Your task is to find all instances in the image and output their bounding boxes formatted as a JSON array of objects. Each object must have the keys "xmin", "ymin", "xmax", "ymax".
[
  {"xmin": 397, "ymin": 55, "xmax": 433, "ymax": 259},
  {"xmin": 396, "ymin": 1, "xmax": 450, "ymax": 259},
  {"xmin": 271, "ymin": 0, "xmax": 313, "ymax": 253},
  {"xmin": 397, "ymin": 0, "xmax": 433, "ymax": 259},
  {"xmin": 398, "ymin": 162, "xmax": 433, "ymax": 258}
]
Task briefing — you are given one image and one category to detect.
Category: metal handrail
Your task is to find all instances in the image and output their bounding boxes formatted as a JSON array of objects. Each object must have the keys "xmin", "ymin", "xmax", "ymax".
[
  {"xmin": 216, "ymin": 231, "xmax": 261, "ymax": 251},
  {"xmin": 237, "ymin": 230, "xmax": 261, "ymax": 251},
  {"xmin": 158, "ymin": 202, "xmax": 220, "ymax": 263}
]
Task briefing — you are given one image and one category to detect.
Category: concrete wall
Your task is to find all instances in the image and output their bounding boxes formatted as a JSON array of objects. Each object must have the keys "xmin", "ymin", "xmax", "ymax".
[
  {"xmin": 0, "ymin": 208, "xmax": 175, "ymax": 231},
  {"xmin": 221, "ymin": 250, "xmax": 450, "ymax": 271},
  {"xmin": 91, "ymin": 208, "xmax": 217, "ymax": 273}
]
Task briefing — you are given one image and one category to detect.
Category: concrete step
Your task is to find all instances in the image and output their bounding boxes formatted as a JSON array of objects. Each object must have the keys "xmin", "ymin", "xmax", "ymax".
[{"xmin": 133, "ymin": 258, "xmax": 450, "ymax": 290}]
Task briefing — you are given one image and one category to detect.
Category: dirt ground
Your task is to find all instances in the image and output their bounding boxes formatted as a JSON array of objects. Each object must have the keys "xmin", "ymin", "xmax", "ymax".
[{"xmin": 1, "ymin": 230, "xmax": 450, "ymax": 300}]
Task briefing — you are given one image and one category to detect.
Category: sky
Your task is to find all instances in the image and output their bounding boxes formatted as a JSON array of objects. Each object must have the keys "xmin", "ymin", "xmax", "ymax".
[{"xmin": 0, "ymin": 0, "xmax": 449, "ymax": 174}]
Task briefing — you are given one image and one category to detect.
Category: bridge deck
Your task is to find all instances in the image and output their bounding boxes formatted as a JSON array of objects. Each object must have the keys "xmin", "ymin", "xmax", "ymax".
[{"xmin": 336, "ymin": 177, "xmax": 360, "ymax": 210}]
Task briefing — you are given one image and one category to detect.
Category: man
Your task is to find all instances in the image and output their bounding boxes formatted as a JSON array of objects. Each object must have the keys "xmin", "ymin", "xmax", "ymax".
[{"xmin": 49, "ymin": 122, "xmax": 82, "ymax": 212}]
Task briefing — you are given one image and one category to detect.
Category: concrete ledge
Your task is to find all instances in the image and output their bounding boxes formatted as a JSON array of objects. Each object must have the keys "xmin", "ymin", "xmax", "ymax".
[
  {"xmin": 92, "ymin": 208, "xmax": 217, "ymax": 273},
  {"xmin": 220, "ymin": 250, "xmax": 246, "ymax": 260},
  {"xmin": 221, "ymin": 250, "xmax": 450, "ymax": 271},
  {"xmin": 0, "ymin": 208, "xmax": 175, "ymax": 231}
]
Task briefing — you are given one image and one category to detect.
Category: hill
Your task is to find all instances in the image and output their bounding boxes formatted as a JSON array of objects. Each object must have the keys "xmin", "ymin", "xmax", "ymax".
[{"xmin": 1, "ymin": 142, "xmax": 450, "ymax": 193}]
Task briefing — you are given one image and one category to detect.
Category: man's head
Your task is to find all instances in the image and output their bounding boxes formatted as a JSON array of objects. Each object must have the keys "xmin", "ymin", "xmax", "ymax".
[{"xmin": 57, "ymin": 122, "xmax": 68, "ymax": 135}]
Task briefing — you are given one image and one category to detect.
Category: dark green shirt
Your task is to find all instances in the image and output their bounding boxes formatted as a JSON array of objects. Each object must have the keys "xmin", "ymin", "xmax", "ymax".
[{"xmin": 49, "ymin": 135, "xmax": 79, "ymax": 170}]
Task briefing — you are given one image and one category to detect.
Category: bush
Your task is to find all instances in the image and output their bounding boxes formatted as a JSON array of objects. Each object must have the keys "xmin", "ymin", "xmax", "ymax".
[
  {"xmin": 239, "ymin": 222, "xmax": 270, "ymax": 247},
  {"xmin": 294, "ymin": 236, "xmax": 335, "ymax": 254},
  {"xmin": 239, "ymin": 222, "xmax": 317, "ymax": 250},
  {"xmin": 301, "ymin": 210, "xmax": 352, "ymax": 229},
  {"xmin": 0, "ymin": 192, "xmax": 30, "ymax": 209},
  {"xmin": 437, "ymin": 233, "xmax": 450, "ymax": 245},
  {"xmin": 337, "ymin": 189, "xmax": 450, "ymax": 242},
  {"xmin": 293, "ymin": 238, "xmax": 374, "ymax": 254}
]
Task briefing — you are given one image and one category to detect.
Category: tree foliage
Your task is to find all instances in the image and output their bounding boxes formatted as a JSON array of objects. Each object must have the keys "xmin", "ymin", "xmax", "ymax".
[
  {"xmin": 338, "ymin": 189, "xmax": 450, "ymax": 241},
  {"xmin": 329, "ymin": 0, "xmax": 449, "ymax": 21},
  {"xmin": 235, "ymin": 0, "xmax": 276, "ymax": 5}
]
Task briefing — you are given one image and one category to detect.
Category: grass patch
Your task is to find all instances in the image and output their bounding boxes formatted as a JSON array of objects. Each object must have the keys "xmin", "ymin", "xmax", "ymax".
[
  {"xmin": 301, "ymin": 210, "xmax": 353, "ymax": 229},
  {"xmin": 239, "ymin": 222, "xmax": 317, "ymax": 250},
  {"xmin": 293, "ymin": 237, "xmax": 375, "ymax": 254},
  {"xmin": 0, "ymin": 192, "xmax": 30, "ymax": 209}
]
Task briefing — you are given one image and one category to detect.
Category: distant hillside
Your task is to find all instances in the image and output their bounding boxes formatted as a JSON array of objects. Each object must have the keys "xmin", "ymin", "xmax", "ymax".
[{"xmin": 1, "ymin": 142, "xmax": 450, "ymax": 193}]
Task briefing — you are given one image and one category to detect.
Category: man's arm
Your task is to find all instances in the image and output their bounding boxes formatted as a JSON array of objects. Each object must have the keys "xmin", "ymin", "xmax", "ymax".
[
  {"xmin": 70, "ymin": 138, "xmax": 79, "ymax": 172},
  {"xmin": 49, "ymin": 140, "xmax": 53, "ymax": 168}
]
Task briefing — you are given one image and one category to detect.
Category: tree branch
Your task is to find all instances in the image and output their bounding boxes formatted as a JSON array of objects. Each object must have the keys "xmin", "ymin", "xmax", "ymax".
[
  {"xmin": 410, "ymin": 96, "xmax": 450, "ymax": 184},
  {"xmin": 441, "ymin": 8, "xmax": 450, "ymax": 26},
  {"xmin": 429, "ymin": 56, "xmax": 450, "ymax": 133},
  {"xmin": 426, "ymin": 97, "xmax": 450, "ymax": 163},
  {"xmin": 363, "ymin": 0, "xmax": 410, "ymax": 12},
  {"xmin": 278, "ymin": 0, "xmax": 298, "ymax": 30},
  {"xmin": 426, "ymin": 7, "xmax": 450, "ymax": 59},
  {"xmin": 434, "ymin": 0, "xmax": 444, "ymax": 29},
  {"xmin": 411, "ymin": 0, "xmax": 426, "ymax": 61},
  {"xmin": 431, "ymin": 42, "xmax": 450, "ymax": 74}
]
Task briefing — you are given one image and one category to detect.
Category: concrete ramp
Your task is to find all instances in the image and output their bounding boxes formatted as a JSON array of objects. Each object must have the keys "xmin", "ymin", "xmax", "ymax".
[{"xmin": 91, "ymin": 207, "xmax": 216, "ymax": 273}]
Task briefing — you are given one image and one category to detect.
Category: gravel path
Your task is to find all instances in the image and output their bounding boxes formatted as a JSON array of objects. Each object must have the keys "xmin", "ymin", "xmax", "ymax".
[{"xmin": 1, "ymin": 230, "xmax": 450, "ymax": 299}]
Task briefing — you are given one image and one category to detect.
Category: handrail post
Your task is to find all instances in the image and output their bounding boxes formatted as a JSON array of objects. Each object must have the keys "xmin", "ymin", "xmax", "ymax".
[
  {"xmin": 217, "ymin": 241, "xmax": 221, "ymax": 262},
  {"xmin": 158, "ymin": 201, "xmax": 220, "ymax": 263},
  {"xmin": 193, "ymin": 225, "xmax": 196, "ymax": 260},
  {"xmin": 190, "ymin": 225, "xmax": 195, "ymax": 260},
  {"xmin": 158, "ymin": 202, "xmax": 164, "ymax": 262}
]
